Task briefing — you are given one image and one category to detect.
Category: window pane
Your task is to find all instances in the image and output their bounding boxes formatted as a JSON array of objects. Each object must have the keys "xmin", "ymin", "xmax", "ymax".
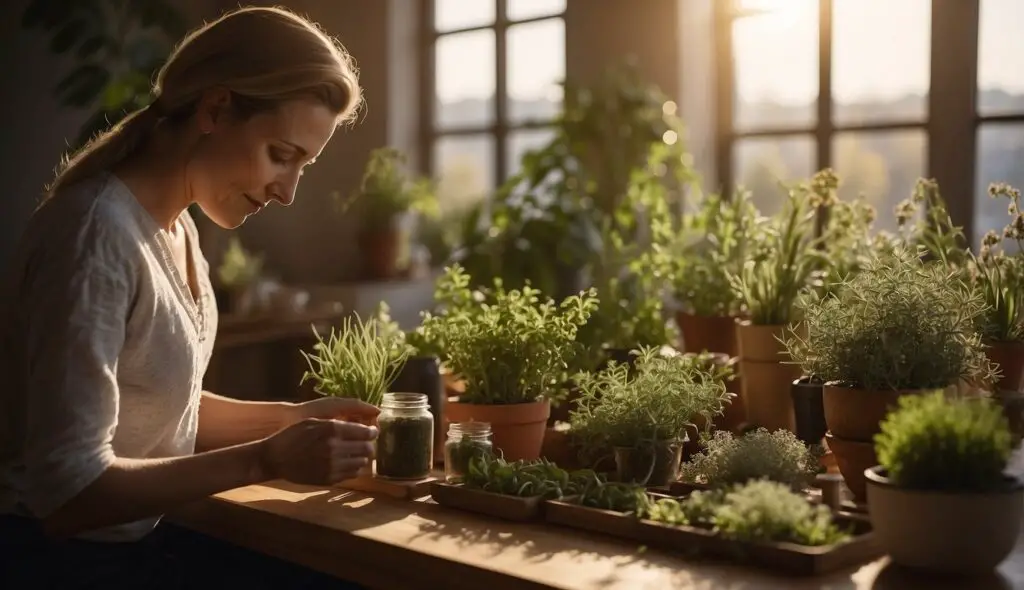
[
  {"xmin": 507, "ymin": 0, "xmax": 566, "ymax": 21},
  {"xmin": 732, "ymin": 135, "xmax": 816, "ymax": 216},
  {"xmin": 435, "ymin": 30, "xmax": 496, "ymax": 129},
  {"xmin": 978, "ymin": 0, "xmax": 1024, "ymax": 116},
  {"xmin": 435, "ymin": 0, "xmax": 495, "ymax": 32},
  {"xmin": 507, "ymin": 19, "xmax": 564, "ymax": 123},
  {"xmin": 832, "ymin": 0, "xmax": 930, "ymax": 125},
  {"xmin": 832, "ymin": 130, "xmax": 927, "ymax": 234},
  {"xmin": 975, "ymin": 124, "xmax": 1024, "ymax": 253},
  {"xmin": 507, "ymin": 127, "xmax": 557, "ymax": 178},
  {"xmin": 434, "ymin": 135, "xmax": 496, "ymax": 213},
  {"xmin": 732, "ymin": 0, "xmax": 818, "ymax": 131}
]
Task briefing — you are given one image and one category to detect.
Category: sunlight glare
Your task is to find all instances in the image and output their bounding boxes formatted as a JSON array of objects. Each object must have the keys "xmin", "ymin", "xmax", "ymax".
[{"xmin": 737, "ymin": 0, "xmax": 809, "ymax": 29}]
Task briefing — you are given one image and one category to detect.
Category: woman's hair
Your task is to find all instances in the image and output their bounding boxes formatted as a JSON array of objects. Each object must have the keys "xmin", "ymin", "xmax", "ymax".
[{"xmin": 45, "ymin": 6, "xmax": 362, "ymax": 198}]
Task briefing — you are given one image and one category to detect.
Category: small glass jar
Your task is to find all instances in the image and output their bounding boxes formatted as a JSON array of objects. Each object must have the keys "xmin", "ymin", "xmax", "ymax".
[
  {"xmin": 444, "ymin": 422, "xmax": 494, "ymax": 483},
  {"xmin": 376, "ymin": 392, "xmax": 434, "ymax": 480}
]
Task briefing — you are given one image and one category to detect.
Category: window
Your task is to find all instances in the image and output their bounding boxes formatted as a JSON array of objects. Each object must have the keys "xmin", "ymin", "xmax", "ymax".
[
  {"xmin": 426, "ymin": 0, "xmax": 566, "ymax": 214},
  {"xmin": 974, "ymin": 0, "xmax": 1024, "ymax": 251},
  {"xmin": 722, "ymin": 0, "xmax": 931, "ymax": 233}
]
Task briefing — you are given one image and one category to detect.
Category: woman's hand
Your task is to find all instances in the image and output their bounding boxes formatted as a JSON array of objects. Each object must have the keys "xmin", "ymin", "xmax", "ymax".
[
  {"xmin": 286, "ymin": 396, "xmax": 381, "ymax": 427},
  {"xmin": 259, "ymin": 419, "xmax": 378, "ymax": 485}
]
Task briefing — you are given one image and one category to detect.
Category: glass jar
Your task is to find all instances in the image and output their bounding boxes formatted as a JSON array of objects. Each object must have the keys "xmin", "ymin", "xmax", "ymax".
[
  {"xmin": 444, "ymin": 422, "xmax": 494, "ymax": 483},
  {"xmin": 376, "ymin": 392, "xmax": 434, "ymax": 480}
]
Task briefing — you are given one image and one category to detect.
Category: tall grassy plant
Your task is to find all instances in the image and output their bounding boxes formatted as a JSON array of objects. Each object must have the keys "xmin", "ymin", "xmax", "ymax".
[{"xmin": 972, "ymin": 182, "xmax": 1024, "ymax": 343}]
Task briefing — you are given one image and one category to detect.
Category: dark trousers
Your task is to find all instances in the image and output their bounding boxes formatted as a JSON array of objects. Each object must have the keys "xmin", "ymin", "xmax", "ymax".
[{"xmin": 0, "ymin": 514, "xmax": 363, "ymax": 589}]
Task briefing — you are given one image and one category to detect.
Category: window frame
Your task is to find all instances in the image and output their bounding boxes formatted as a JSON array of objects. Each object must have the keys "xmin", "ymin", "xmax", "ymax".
[{"xmin": 419, "ymin": 0, "xmax": 566, "ymax": 201}]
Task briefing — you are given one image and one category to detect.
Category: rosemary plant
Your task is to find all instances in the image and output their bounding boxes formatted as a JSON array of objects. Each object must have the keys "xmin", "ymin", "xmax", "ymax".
[{"xmin": 300, "ymin": 312, "xmax": 410, "ymax": 407}]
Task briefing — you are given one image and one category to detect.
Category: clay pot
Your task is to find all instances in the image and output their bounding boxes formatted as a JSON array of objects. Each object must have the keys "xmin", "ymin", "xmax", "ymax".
[
  {"xmin": 987, "ymin": 340, "xmax": 1024, "ymax": 392},
  {"xmin": 613, "ymin": 442, "xmax": 683, "ymax": 487},
  {"xmin": 358, "ymin": 228, "xmax": 401, "ymax": 280},
  {"xmin": 822, "ymin": 385, "xmax": 938, "ymax": 441},
  {"xmin": 791, "ymin": 377, "xmax": 826, "ymax": 446},
  {"xmin": 540, "ymin": 425, "xmax": 582, "ymax": 470},
  {"xmin": 825, "ymin": 433, "xmax": 876, "ymax": 501},
  {"xmin": 740, "ymin": 359, "xmax": 801, "ymax": 432},
  {"xmin": 675, "ymin": 312, "xmax": 739, "ymax": 356},
  {"xmin": 736, "ymin": 321, "xmax": 794, "ymax": 362},
  {"xmin": 445, "ymin": 399, "xmax": 550, "ymax": 462},
  {"xmin": 865, "ymin": 467, "xmax": 1024, "ymax": 574}
]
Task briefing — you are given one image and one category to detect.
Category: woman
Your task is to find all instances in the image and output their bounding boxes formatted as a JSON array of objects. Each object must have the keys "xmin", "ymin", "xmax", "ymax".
[{"xmin": 1, "ymin": 6, "xmax": 374, "ymax": 588}]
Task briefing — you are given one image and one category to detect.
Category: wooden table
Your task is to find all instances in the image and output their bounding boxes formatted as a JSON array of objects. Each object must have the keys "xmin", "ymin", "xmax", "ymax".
[{"xmin": 169, "ymin": 479, "xmax": 1024, "ymax": 590}]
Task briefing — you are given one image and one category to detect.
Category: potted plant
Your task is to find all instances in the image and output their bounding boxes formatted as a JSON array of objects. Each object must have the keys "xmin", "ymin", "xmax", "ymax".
[
  {"xmin": 786, "ymin": 245, "xmax": 996, "ymax": 500},
  {"xmin": 866, "ymin": 391, "xmax": 1022, "ymax": 574},
  {"xmin": 679, "ymin": 428, "xmax": 822, "ymax": 491},
  {"xmin": 568, "ymin": 346, "xmax": 733, "ymax": 486},
  {"xmin": 299, "ymin": 311, "xmax": 412, "ymax": 476},
  {"xmin": 972, "ymin": 182, "xmax": 1024, "ymax": 393},
  {"xmin": 418, "ymin": 264, "xmax": 598, "ymax": 461},
  {"xmin": 338, "ymin": 147, "xmax": 439, "ymax": 280},
  {"xmin": 216, "ymin": 236, "xmax": 264, "ymax": 315}
]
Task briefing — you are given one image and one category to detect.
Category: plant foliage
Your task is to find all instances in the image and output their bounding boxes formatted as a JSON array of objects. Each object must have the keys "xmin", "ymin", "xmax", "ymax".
[
  {"xmin": 971, "ymin": 183, "xmax": 1024, "ymax": 343},
  {"xmin": 875, "ymin": 391, "xmax": 1014, "ymax": 492},
  {"xmin": 216, "ymin": 236, "xmax": 263, "ymax": 288},
  {"xmin": 462, "ymin": 454, "xmax": 597, "ymax": 499},
  {"xmin": 680, "ymin": 428, "xmax": 823, "ymax": 490},
  {"xmin": 337, "ymin": 147, "xmax": 439, "ymax": 228}
]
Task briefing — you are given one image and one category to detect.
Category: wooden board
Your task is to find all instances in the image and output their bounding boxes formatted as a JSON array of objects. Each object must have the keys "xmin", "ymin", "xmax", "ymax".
[
  {"xmin": 430, "ymin": 482, "xmax": 543, "ymax": 521},
  {"xmin": 337, "ymin": 472, "xmax": 438, "ymax": 500},
  {"xmin": 544, "ymin": 498, "xmax": 881, "ymax": 576}
]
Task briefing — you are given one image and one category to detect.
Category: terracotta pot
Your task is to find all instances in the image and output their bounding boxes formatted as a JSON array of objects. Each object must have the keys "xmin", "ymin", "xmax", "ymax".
[
  {"xmin": 740, "ymin": 359, "xmax": 801, "ymax": 432},
  {"xmin": 736, "ymin": 321, "xmax": 794, "ymax": 362},
  {"xmin": 540, "ymin": 426, "xmax": 582, "ymax": 470},
  {"xmin": 445, "ymin": 399, "xmax": 550, "ymax": 462},
  {"xmin": 865, "ymin": 466, "xmax": 1024, "ymax": 574},
  {"xmin": 613, "ymin": 442, "xmax": 683, "ymax": 487},
  {"xmin": 822, "ymin": 385, "xmax": 937, "ymax": 441},
  {"xmin": 791, "ymin": 377, "xmax": 826, "ymax": 446},
  {"xmin": 675, "ymin": 312, "xmax": 739, "ymax": 356},
  {"xmin": 824, "ymin": 432, "xmax": 876, "ymax": 501},
  {"xmin": 987, "ymin": 340, "xmax": 1024, "ymax": 392},
  {"xmin": 358, "ymin": 228, "xmax": 401, "ymax": 280}
]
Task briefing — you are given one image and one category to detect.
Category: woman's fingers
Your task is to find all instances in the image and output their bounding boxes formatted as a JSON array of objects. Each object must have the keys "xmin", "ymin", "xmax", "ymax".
[{"xmin": 331, "ymin": 420, "xmax": 378, "ymax": 441}]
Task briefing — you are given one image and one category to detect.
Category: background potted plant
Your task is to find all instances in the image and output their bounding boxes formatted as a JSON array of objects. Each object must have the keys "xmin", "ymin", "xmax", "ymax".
[
  {"xmin": 679, "ymin": 428, "xmax": 822, "ymax": 491},
  {"xmin": 419, "ymin": 264, "xmax": 598, "ymax": 461},
  {"xmin": 569, "ymin": 346, "xmax": 733, "ymax": 486},
  {"xmin": 786, "ymin": 245, "xmax": 996, "ymax": 500},
  {"xmin": 339, "ymin": 147, "xmax": 439, "ymax": 280},
  {"xmin": 866, "ymin": 391, "xmax": 1022, "ymax": 574},
  {"xmin": 216, "ymin": 236, "xmax": 264, "ymax": 315}
]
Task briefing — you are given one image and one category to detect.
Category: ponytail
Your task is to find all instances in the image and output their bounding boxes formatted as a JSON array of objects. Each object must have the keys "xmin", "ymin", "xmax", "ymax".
[{"xmin": 44, "ymin": 101, "xmax": 164, "ymax": 201}]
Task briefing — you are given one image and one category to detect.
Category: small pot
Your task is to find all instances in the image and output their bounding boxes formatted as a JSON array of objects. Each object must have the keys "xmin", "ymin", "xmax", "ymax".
[
  {"xmin": 391, "ymin": 356, "xmax": 445, "ymax": 463},
  {"xmin": 445, "ymin": 399, "xmax": 550, "ymax": 462},
  {"xmin": 740, "ymin": 359, "xmax": 800, "ymax": 432},
  {"xmin": 791, "ymin": 377, "xmax": 826, "ymax": 446},
  {"xmin": 824, "ymin": 432, "xmax": 876, "ymax": 501},
  {"xmin": 991, "ymin": 390, "xmax": 1024, "ymax": 446},
  {"xmin": 865, "ymin": 466, "xmax": 1024, "ymax": 574},
  {"xmin": 987, "ymin": 340, "xmax": 1024, "ymax": 392},
  {"xmin": 613, "ymin": 441, "xmax": 683, "ymax": 487},
  {"xmin": 822, "ymin": 384, "xmax": 941, "ymax": 441},
  {"xmin": 358, "ymin": 227, "xmax": 403, "ymax": 280},
  {"xmin": 675, "ymin": 312, "xmax": 739, "ymax": 356},
  {"xmin": 736, "ymin": 320, "xmax": 795, "ymax": 362}
]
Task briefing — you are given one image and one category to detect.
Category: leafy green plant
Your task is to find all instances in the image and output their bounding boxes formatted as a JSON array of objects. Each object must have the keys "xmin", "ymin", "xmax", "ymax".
[
  {"xmin": 875, "ymin": 391, "xmax": 1014, "ymax": 492},
  {"xmin": 971, "ymin": 183, "xmax": 1024, "ymax": 343},
  {"xmin": 786, "ymin": 245, "xmax": 997, "ymax": 390},
  {"xmin": 216, "ymin": 236, "xmax": 264, "ymax": 289},
  {"xmin": 21, "ymin": 0, "xmax": 187, "ymax": 148},
  {"xmin": 299, "ymin": 312, "xmax": 410, "ymax": 407},
  {"xmin": 576, "ymin": 480, "xmax": 649, "ymax": 513},
  {"xmin": 419, "ymin": 264, "xmax": 598, "ymax": 405},
  {"xmin": 894, "ymin": 178, "xmax": 969, "ymax": 267},
  {"xmin": 462, "ymin": 454, "xmax": 597, "ymax": 499},
  {"xmin": 680, "ymin": 429, "xmax": 823, "ymax": 490},
  {"xmin": 672, "ymin": 188, "xmax": 764, "ymax": 317},
  {"xmin": 337, "ymin": 147, "xmax": 439, "ymax": 229},
  {"xmin": 639, "ymin": 480, "xmax": 850, "ymax": 547},
  {"xmin": 729, "ymin": 171, "xmax": 832, "ymax": 325},
  {"xmin": 569, "ymin": 346, "xmax": 733, "ymax": 454}
]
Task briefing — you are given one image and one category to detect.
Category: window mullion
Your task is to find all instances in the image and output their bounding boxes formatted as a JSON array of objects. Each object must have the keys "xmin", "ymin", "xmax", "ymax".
[{"xmin": 495, "ymin": 0, "xmax": 509, "ymax": 186}]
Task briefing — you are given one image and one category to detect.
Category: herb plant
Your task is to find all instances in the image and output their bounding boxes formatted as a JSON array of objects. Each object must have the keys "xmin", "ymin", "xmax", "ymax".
[
  {"xmin": 972, "ymin": 183, "xmax": 1024, "ymax": 344},
  {"xmin": 569, "ymin": 346, "xmax": 733, "ymax": 453},
  {"xmin": 639, "ymin": 480, "xmax": 850, "ymax": 547},
  {"xmin": 337, "ymin": 147, "xmax": 439, "ymax": 228},
  {"xmin": 786, "ymin": 245, "xmax": 996, "ymax": 390},
  {"xmin": 462, "ymin": 454, "xmax": 597, "ymax": 499},
  {"xmin": 894, "ymin": 178, "xmax": 969, "ymax": 267},
  {"xmin": 680, "ymin": 429, "xmax": 822, "ymax": 490},
  {"xmin": 729, "ymin": 171, "xmax": 832, "ymax": 326},
  {"xmin": 420, "ymin": 264, "xmax": 598, "ymax": 405},
  {"xmin": 576, "ymin": 481, "xmax": 650, "ymax": 513},
  {"xmin": 300, "ymin": 312, "xmax": 410, "ymax": 407},
  {"xmin": 217, "ymin": 236, "xmax": 263, "ymax": 289},
  {"xmin": 444, "ymin": 433, "xmax": 494, "ymax": 483},
  {"xmin": 875, "ymin": 391, "xmax": 1014, "ymax": 492}
]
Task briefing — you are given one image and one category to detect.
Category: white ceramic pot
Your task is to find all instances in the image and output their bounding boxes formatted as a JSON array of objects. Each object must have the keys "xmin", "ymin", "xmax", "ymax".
[{"xmin": 865, "ymin": 466, "xmax": 1024, "ymax": 574}]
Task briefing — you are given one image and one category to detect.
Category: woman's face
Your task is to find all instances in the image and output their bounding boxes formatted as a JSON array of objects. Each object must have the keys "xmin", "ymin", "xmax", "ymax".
[{"xmin": 189, "ymin": 92, "xmax": 338, "ymax": 229}]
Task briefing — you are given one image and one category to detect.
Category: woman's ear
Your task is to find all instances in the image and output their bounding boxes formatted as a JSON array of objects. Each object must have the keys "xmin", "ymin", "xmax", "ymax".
[{"xmin": 195, "ymin": 87, "xmax": 233, "ymax": 134}]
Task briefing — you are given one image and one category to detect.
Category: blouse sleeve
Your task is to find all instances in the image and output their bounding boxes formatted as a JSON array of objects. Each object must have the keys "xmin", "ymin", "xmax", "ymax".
[{"xmin": 19, "ymin": 211, "xmax": 136, "ymax": 518}]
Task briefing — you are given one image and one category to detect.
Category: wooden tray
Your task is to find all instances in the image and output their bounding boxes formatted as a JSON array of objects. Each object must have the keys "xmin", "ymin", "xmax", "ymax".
[
  {"xmin": 544, "ymin": 498, "xmax": 880, "ymax": 576},
  {"xmin": 337, "ymin": 471, "xmax": 439, "ymax": 500},
  {"xmin": 429, "ymin": 482, "xmax": 543, "ymax": 521}
]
